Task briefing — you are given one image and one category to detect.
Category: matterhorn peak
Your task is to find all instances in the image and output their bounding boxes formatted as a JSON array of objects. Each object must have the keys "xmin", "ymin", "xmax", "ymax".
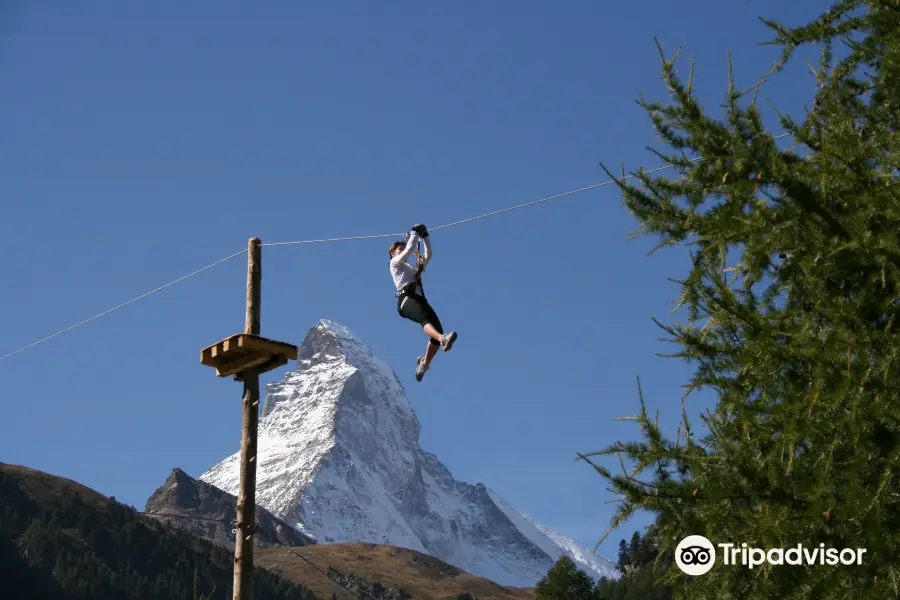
[
  {"xmin": 297, "ymin": 319, "xmax": 363, "ymax": 364},
  {"xmin": 200, "ymin": 320, "xmax": 617, "ymax": 587},
  {"xmin": 296, "ymin": 319, "xmax": 397, "ymax": 376},
  {"xmin": 261, "ymin": 320, "xmax": 416, "ymax": 426}
]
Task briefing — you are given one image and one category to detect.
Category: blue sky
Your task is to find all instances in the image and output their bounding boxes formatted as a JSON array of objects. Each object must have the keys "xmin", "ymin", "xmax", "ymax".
[{"xmin": 2, "ymin": 1, "xmax": 820, "ymax": 563}]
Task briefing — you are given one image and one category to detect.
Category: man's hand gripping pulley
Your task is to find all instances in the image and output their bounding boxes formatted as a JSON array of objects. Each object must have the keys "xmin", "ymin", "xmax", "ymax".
[{"xmin": 409, "ymin": 224, "xmax": 428, "ymax": 277}]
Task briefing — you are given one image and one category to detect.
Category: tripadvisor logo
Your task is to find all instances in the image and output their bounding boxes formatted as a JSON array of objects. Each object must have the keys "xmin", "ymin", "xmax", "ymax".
[
  {"xmin": 675, "ymin": 535, "xmax": 716, "ymax": 576},
  {"xmin": 674, "ymin": 535, "xmax": 868, "ymax": 575}
]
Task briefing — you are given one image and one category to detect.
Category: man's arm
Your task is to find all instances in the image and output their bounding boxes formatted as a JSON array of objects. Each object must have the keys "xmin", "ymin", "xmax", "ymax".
[
  {"xmin": 390, "ymin": 233, "xmax": 419, "ymax": 265},
  {"xmin": 409, "ymin": 224, "xmax": 432, "ymax": 269},
  {"xmin": 420, "ymin": 235, "xmax": 432, "ymax": 268}
]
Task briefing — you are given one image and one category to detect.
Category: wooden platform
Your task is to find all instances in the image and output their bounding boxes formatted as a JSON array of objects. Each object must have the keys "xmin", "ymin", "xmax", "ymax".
[{"xmin": 200, "ymin": 334, "xmax": 298, "ymax": 380}]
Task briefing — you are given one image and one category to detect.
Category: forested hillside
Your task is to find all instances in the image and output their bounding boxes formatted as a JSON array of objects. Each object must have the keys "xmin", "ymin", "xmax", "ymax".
[{"xmin": 0, "ymin": 463, "xmax": 316, "ymax": 600}]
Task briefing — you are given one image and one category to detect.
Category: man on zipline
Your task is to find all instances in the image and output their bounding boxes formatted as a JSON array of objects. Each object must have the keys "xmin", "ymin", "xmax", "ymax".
[{"xmin": 390, "ymin": 223, "xmax": 457, "ymax": 381}]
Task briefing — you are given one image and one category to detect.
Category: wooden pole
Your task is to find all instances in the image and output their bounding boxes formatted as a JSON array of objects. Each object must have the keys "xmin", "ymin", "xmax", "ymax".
[
  {"xmin": 245, "ymin": 237, "xmax": 261, "ymax": 337},
  {"xmin": 233, "ymin": 237, "xmax": 262, "ymax": 600}
]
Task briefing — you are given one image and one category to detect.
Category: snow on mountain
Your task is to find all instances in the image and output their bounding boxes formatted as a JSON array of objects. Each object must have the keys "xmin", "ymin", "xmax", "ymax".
[
  {"xmin": 200, "ymin": 319, "xmax": 618, "ymax": 587},
  {"xmin": 486, "ymin": 488, "xmax": 615, "ymax": 582}
]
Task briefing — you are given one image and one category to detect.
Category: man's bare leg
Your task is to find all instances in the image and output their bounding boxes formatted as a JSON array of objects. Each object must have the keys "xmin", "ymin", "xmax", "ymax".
[
  {"xmin": 424, "ymin": 323, "xmax": 457, "ymax": 356},
  {"xmin": 423, "ymin": 323, "xmax": 443, "ymax": 343},
  {"xmin": 422, "ymin": 324, "xmax": 443, "ymax": 366},
  {"xmin": 423, "ymin": 339, "xmax": 440, "ymax": 366}
]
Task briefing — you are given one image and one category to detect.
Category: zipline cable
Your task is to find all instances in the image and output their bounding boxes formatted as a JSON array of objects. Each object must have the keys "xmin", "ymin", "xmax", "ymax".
[
  {"xmin": 0, "ymin": 132, "xmax": 792, "ymax": 363},
  {"xmin": 431, "ymin": 160, "xmax": 693, "ymax": 232},
  {"xmin": 262, "ymin": 232, "xmax": 403, "ymax": 247},
  {"xmin": 263, "ymin": 132, "xmax": 791, "ymax": 245},
  {"xmin": 259, "ymin": 171, "xmax": 664, "ymax": 248},
  {"xmin": 0, "ymin": 248, "xmax": 249, "ymax": 363}
]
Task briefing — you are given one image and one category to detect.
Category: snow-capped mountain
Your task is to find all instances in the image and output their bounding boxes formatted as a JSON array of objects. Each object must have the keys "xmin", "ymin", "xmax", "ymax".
[{"xmin": 200, "ymin": 319, "xmax": 617, "ymax": 587}]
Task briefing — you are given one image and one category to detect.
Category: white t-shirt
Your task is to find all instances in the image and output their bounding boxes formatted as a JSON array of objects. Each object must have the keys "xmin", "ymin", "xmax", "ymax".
[{"xmin": 390, "ymin": 233, "xmax": 431, "ymax": 292}]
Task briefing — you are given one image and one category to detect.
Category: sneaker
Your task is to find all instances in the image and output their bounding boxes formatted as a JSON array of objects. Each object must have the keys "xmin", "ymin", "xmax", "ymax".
[
  {"xmin": 415, "ymin": 356, "xmax": 429, "ymax": 382},
  {"xmin": 440, "ymin": 332, "xmax": 457, "ymax": 352}
]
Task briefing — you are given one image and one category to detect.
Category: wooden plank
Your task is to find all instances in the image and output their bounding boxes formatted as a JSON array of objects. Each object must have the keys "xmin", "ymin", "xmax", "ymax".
[
  {"xmin": 201, "ymin": 340, "xmax": 233, "ymax": 366},
  {"xmin": 215, "ymin": 353, "xmax": 271, "ymax": 379},
  {"xmin": 224, "ymin": 337, "xmax": 250, "ymax": 355},
  {"xmin": 201, "ymin": 336, "xmax": 239, "ymax": 366},
  {"xmin": 201, "ymin": 339, "xmax": 226, "ymax": 359},
  {"xmin": 200, "ymin": 334, "xmax": 297, "ymax": 371},
  {"xmin": 259, "ymin": 353, "xmax": 289, "ymax": 375},
  {"xmin": 202, "ymin": 338, "xmax": 248, "ymax": 368},
  {"xmin": 201, "ymin": 335, "xmax": 295, "ymax": 359},
  {"xmin": 200, "ymin": 347, "xmax": 214, "ymax": 366},
  {"xmin": 233, "ymin": 354, "xmax": 288, "ymax": 382},
  {"xmin": 203, "ymin": 343, "xmax": 229, "ymax": 369},
  {"xmin": 237, "ymin": 335, "xmax": 298, "ymax": 359}
]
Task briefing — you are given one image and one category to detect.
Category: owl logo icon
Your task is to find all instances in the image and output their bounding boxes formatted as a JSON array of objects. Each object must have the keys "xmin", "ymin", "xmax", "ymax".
[{"xmin": 675, "ymin": 535, "xmax": 716, "ymax": 576}]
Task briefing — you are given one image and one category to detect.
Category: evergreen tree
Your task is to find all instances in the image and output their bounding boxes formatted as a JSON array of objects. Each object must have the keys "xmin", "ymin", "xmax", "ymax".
[
  {"xmin": 596, "ymin": 528, "xmax": 673, "ymax": 600},
  {"xmin": 578, "ymin": 1, "xmax": 900, "ymax": 598},
  {"xmin": 535, "ymin": 556, "xmax": 595, "ymax": 600},
  {"xmin": 0, "ymin": 466, "xmax": 321, "ymax": 600},
  {"xmin": 616, "ymin": 539, "xmax": 631, "ymax": 574},
  {"xmin": 192, "ymin": 567, "xmax": 215, "ymax": 600},
  {"xmin": 628, "ymin": 532, "xmax": 642, "ymax": 569},
  {"xmin": 639, "ymin": 527, "xmax": 660, "ymax": 566}
]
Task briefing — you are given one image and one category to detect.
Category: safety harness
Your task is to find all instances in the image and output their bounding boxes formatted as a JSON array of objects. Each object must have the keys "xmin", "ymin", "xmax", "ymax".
[{"xmin": 395, "ymin": 234, "xmax": 426, "ymax": 299}]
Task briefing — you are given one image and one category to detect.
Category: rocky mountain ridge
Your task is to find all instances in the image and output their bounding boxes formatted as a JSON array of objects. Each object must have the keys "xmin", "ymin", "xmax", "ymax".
[{"xmin": 145, "ymin": 466, "xmax": 313, "ymax": 550}]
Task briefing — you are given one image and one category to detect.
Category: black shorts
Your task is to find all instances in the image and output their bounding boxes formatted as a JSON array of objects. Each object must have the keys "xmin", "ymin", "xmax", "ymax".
[{"xmin": 398, "ymin": 294, "xmax": 443, "ymax": 345}]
